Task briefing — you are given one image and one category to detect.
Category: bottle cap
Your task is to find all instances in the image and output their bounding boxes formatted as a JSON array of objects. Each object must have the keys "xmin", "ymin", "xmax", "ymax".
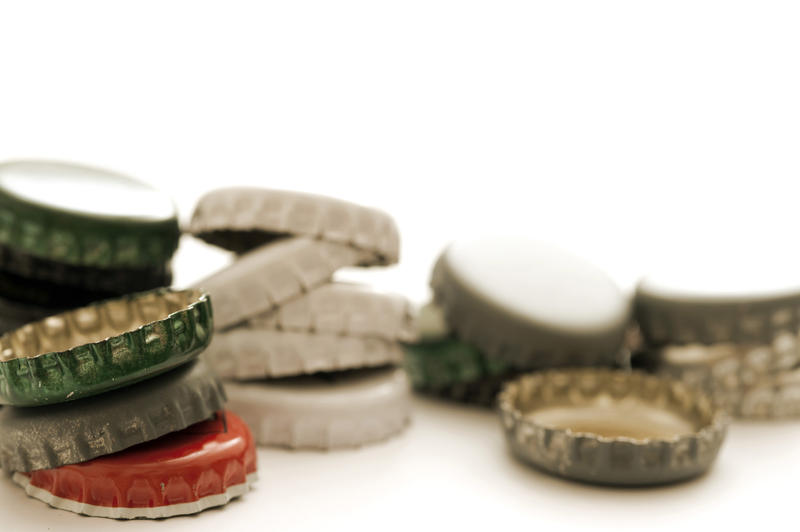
[
  {"xmin": 636, "ymin": 253, "xmax": 800, "ymax": 345},
  {"xmin": 12, "ymin": 410, "xmax": 256, "ymax": 519},
  {"xmin": 0, "ymin": 358, "xmax": 226, "ymax": 472},
  {"xmin": 0, "ymin": 244, "xmax": 172, "ymax": 303},
  {"xmin": 205, "ymin": 329, "xmax": 403, "ymax": 379},
  {"xmin": 189, "ymin": 187, "xmax": 399, "ymax": 265},
  {"xmin": 250, "ymin": 282, "xmax": 413, "ymax": 342},
  {"xmin": 0, "ymin": 160, "xmax": 179, "ymax": 270},
  {"xmin": 498, "ymin": 369, "xmax": 728, "ymax": 486},
  {"xmin": 224, "ymin": 367, "xmax": 411, "ymax": 449},
  {"xmin": 432, "ymin": 237, "xmax": 630, "ymax": 368},
  {"xmin": 0, "ymin": 288, "xmax": 213, "ymax": 406},
  {"xmin": 404, "ymin": 338, "xmax": 514, "ymax": 406},
  {"xmin": 193, "ymin": 237, "xmax": 370, "ymax": 329}
]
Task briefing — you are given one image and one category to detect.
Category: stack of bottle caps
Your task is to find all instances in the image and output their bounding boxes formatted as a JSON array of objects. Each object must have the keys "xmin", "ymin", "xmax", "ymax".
[
  {"xmin": 0, "ymin": 162, "xmax": 257, "ymax": 519},
  {"xmin": 0, "ymin": 160, "xmax": 179, "ymax": 333},
  {"xmin": 405, "ymin": 237, "xmax": 729, "ymax": 486},
  {"xmin": 191, "ymin": 188, "xmax": 413, "ymax": 449},
  {"xmin": 404, "ymin": 237, "xmax": 632, "ymax": 405}
]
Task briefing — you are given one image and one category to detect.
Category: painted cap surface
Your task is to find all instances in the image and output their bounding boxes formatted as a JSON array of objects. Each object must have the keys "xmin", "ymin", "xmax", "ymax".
[
  {"xmin": 193, "ymin": 237, "xmax": 370, "ymax": 329},
  {"xmin": 0, "ymin": 288, "xmax": 212, "ymax": 406},
  {"xmin": 205, "ymin": 329, "xmax": 403, "ymax": 379},
  {"xmin": 0, "ymin": 358, "xmax": 226, "ymax": 472},
  {"xmin": 225, "ymin": 367, "xmax": 411, "ymax": 449},
  {"xmin": 432, "ymin": 237, "xmax": 629, "ymax": 368},
  {"xmin": 636, "ymin": 247, "xmax": 800, "ymax": 345},
  {"xmin": 0, "ymin": 160, "xmax": 179, "ymax": 269},
  {"xmin": 13, "ymin": 410, "xmax": 256, "ymax": 519},
  {"xmin": 189, "ymin": 187, "xmax": 399, "ymax": 265}
]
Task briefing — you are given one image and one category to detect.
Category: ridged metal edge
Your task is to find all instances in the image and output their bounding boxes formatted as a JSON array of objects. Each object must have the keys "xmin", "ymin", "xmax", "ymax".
[
  {"xmin": 0, "ymin": 358, "xmax": 227, "ymax": 472},
  {"xmin": 189, "ymin": 187, "xmax": 400, "ymax": 265},
  {"xmin": 0, "ymin": 187, "xmax": 179, "ymax": 269},
  {"xmin": 497, "ymin": 369, "xmax": 729, "ymax": 486},
  {"xmin": 249, "ymin": 283, "xmax": 414, "ymax": 342},
  {"xmin": 0, "ymin": 288, "xmax": 213, "ymax": 406},
  {"xmin": 205, "ymin": 329, "xmax": 403, "ymax": 379},
  {"xmin": 12, "ymin": 472, "xmax": 257, "ymax": 520},
  {"xmin": 0, "ymin": 243, "xmax": 172, "ymax": 299},
  {"xmin": 431, "ymin": 254, "xmax": 625, "ymax": 369},
  {"xmin": 635, "ymin": 287, "xmax": 800, "ymax": 346},
  {"xmin": 224, "ymin": 370, "xmax": 411, "ymax": 449},
  {"xmin": 194, "ymin": 237, "xmax": 370, "ymax": 330}
]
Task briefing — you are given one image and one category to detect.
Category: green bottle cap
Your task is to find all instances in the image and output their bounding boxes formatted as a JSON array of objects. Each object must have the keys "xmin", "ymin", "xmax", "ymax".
[
  {"xmin": 0, "ymin": 288, "xmax": 212, "ymax": 406},
  {"xmin": 0, "ymin": 160, "xmax": 180, "ymax": 270},
  {"xmin": 403, "ymin": 339, "xmax": 515, "ymax": 406}
]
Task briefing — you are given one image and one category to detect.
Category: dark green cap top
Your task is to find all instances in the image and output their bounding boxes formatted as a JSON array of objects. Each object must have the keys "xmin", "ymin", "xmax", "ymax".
[{"xmin": 0, "ymin": 160, "xmax": 180, "ymax": 268}]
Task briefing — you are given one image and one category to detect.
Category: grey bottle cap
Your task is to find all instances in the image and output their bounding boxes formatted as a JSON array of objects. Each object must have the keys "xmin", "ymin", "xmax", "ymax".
[
  {"xmin": 224, "ymin": 367, "xmax": 411, "ymax": 449},
  {"xmin": 205, "ymin": 329, "xmax": 404, "ymax": 379},
  {"xmin": 636, "ymin": 258, "xmax": 800, "ymax": 345},
  {"xmin": 193, "ymin": 237, "xmax": 370, "ymax": 329},
  {"xmin": 0, "ymin": 358, "xmax": 226, "ymax": 472},
  {"xmin": 189, "ymin": 187, "xmax": 400, "ymax": 265},
  {"xmin": 432, "ymin": 238, "xmax": 630, "ymax": 369},
  {"xmin": 498, "ymin": 369, "xmax": 728, "ymax": 486},
  {"xmin": 250, "ymin": 282, "xmax": 414, "ymax": 342}
]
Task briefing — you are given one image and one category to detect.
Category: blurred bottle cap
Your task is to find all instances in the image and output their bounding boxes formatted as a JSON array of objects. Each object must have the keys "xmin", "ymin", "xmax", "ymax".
[
  {"xmin": 0, "ymin": 358, "xmax": 226, "ymax": 472},
  {"xmin": 403, "ymin": 337, "xmax": 515, "ymax": 406},
  {"xmin": 636, "ymin": 245, "xmax": 800, "ymax": 345},
  {"xmin": 224, "ymin": 366, "xmax": 411, "ymax": 449},
  {"xmin": 205, "ymin": 329, "xmax": 404, "ymax": 380},
  {"xmin": 431, "ymin": 237, "xmax": 630, "ymax": 369},
  {"xmin": 193, "ymin": 237, "xmax": 370, "ymax": 329},
  {"xmin": 0, "ymin": 288, "xmax": 213, "ymax": 406},
  {"xmin": 0, "ymin": 160, "xmax": 179, "ymax": 270},
  {"xmin": 251, "ymin": 282, "xmax": 414, "ymax": 342},
  {"xmin": 498, "ymin": 369, "xmax": 728, "ymax": 486},
  {"xmin": 189, "ymin": 187, "xmax": 400, "ymax": 265},
  {"xmin": 13, "ymin": 410, "xmax": 256, "ymax": 520}
]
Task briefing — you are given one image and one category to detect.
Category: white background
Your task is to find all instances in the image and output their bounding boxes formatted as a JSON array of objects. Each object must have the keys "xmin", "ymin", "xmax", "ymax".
[{"xmin": 1, "ymin": 1, "xmax": 800, "ymax": 530}]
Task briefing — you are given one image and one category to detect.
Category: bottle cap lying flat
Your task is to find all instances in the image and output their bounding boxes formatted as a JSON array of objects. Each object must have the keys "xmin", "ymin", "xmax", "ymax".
[
  {"xmin": 636, "ymin": 252, "xmax": 800, "ymax": 345},
  {"xmin": 432, "ymin": 237, "xmax": 630, "ymax": 369},
  {"xmin": 193, "ymin": 237, "xmax": 369, "ymax": 330},
  {"xmin": 12, "ymin": 410, "xmax": 256, "ymax": 520},
  {"xmin": 0, "ymin": 244, "xmax": 172, "ymax": 301},
  {"xmin": 250, "ymin": 283, "xmax": 414, "ymax": 342},
  {"xmin": 0, "ymin": 160, "xmax": 179, "ymax": 270},
  {"xmin": 189, "ymin": 187, "xmax": 400, "ymax": 265},
  {"xmin": 498, "ymin": 369, "xmax": 728, "ymax": 486},
  {"xmin": 634, "ymin": 333, "xmax": 800, "ymax": 418},
  {"xmin": 0, "ymin": 288, "xmax": 212, "ymax": 406},
  {"xmin": 225, "ymin": 367, "xmax": 411, "ymax": 449},
  {"xmin": 403, "ymin": 339, "xmax": 514, "ymax": 406},
  {"xmin": 0, "ymin": 358, "xmax": 226, "ymax": 472},
  {"xmin": 205, "ymin": 329, "xmax": 404, "ymax": 379}
]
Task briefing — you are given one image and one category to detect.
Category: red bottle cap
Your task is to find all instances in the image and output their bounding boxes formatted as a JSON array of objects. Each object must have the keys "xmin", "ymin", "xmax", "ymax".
[{"xmin": 13, "ymin": 411, "xmax": 257, "ymax": 519}]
